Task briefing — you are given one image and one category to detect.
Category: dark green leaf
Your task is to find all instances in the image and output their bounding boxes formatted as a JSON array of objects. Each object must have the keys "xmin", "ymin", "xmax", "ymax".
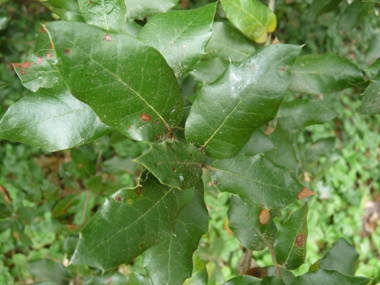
[
  {"xmin": 337, "ymin": 0, "xmax": 373, "ymax": 31},
  {"xmin": 190, "ymin": 58, "xmax": 229, "ymax": 84},
  {"xmin": 52, "ymin": 194, "xmax": 80, "ymax": 218},
  {"xmin": 135, "ymin": 142, "xmax": 204, "ymax": 190},
  {"xmin": 186, "ymin": 44, "xmax": 301, "ymax": 159},
  {"xmin": 367, "ymin": 58, "xmax": 380, "ymax": 75},
  {"xmin": 209, "ymin": 154, "xmax": 304, "ymax": 208},
  {"xmin": 307, "ymin": 0, "xmax": 343, "ymax": 20},
  {"xmin": 274, "ymin": 203, "xmax": 308, "ymax": 270},
  {"xmin": 39, "ymin": 0, "xmax": 84, "ymax": 22},
  {"xmin": 365, "ymin": 32, "xmax": 380, "ymax": 65},
  {"xmin": 228, "ymin": 195, "xmax": 277, "ymax": 251},
  {"xmin": 262, "ymin": 276, "xmax": 285, "ymax": 285},
  {"xmin": 144, "ymin": 182, "xmax": 208, "ymax": 285},
  {"xmin": 359, "ymin": 73, "xmax": 380, "ymax": 115},
  {"xmin": 291, "ymin": 270, "xmax": 370, "ymax": 285},
  {"xmin": 183, "ymin": 254, "xmax": 208, "ymax": 285},
  {"xmin": 304, "ymin": 137, "xmax": 335, "ymax": 164},
  {"xmin": 277, "ymin": 100, "xmax": 338, "ymax": 132},
  {"xmin": 83, "ymin": 272, "xmax": 128, "ymax": 285},
  {"xmin": 129, "ymin": 273, "xmax": 152, "ymax": 285},
  {"xmin": 137, "ymin": 3, "xmax": 217, "ymax": 77},
  {"xmin": 224, "ymin": 276, "xmax": 261, "ymax": 285},
  {"xmin": 205, "ymin": 21, "xmax": 256, "ymax": 62},
  {"xmin": 0, "ymin": 203, "xmax": 12, "ymax": 219},
  {"xmin": 319, "ymin": 238, "xmax": 359, "ymax": 276},
  {"xmin": 78, "ymin": 0, "xmax": 126, "ymax": 31},
  {"xmin": 27, "ymin": 258, "xmax": 73, "ymax": 285},
  {"xmin": 46, "ymin": 21, "xmax": 183, "ymax": 142},
  {"xmin": 125, "ymin": 0, "xmax": 179, "ymax": 20},
  {"xmin": 10, "ymin": 220, "xmax": 33, "ymax": 246},
  {"xmin": 70, "ymin": 172, "xmax": 194, "ymax": 270},
  {"xmin": 70, "ymin": 148, "xmax": 97, "ymax": 176},
  {"xmin": 220, "ymin": 0, "xmax": 277, "ymax": 43},
  {"xmin": 290, "ymin": 53, "xmax": 363, "ymax": 94},
  {"xmin": 241, "ymin": 129, "xmax": 274, "ymax": 155},
  {"xmin": 0, "ymin": 220, "xmax": 11, "ymax": 233}
]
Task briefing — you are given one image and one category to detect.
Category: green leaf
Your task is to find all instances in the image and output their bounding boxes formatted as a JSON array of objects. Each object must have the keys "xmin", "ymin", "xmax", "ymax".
[
  {"xmin": 359, "ymin": 73, "xmax": 380, "ymax": 115},
  {"xmin": 0, "ymin": 203, "xmax": 12, "ymax": 219},
  {"xmin": 209, "ymin": 154, "xmax": 305, "ymax": 208},
  {"xmin": 291, "ymin": 270, "xmax": 370, "ymax": 285},
  {"xmin": 266, "ymin": 124, "xmax": 299, "ymax": 176},
  {"xmin": 70, "ymin": 148, "xmax": 97, "ymax": 176},
  {"xmin": 224, "ymin": 276, "xmax": 262, "ymax": 285},
  {"xmin": 274, "ymin": 202, "xmax": 308, "ymax": 270},
  {"xmin": 319, "ymin": 238, "xmax": 359, "ymax": 276},
  {"xmin": 52, "ymin": 194, "xmax": 80, "ymax": 218},
  {"xmin": 304, "ymin": 137, "xmax": 335, "ymax": 164},
  {"xmin": 0, "ymin": 52, "xmax": 111, "ymax": 152},
  {"xmin": 365, "ymin": 32, "xmax": 380, "ymax": 65},
  {"xmin": 262, "ymin": 276, "xmax": 285, "ymax": 285},
  {"xmin": 129, "ymin": 273, "xmax": 152, "ymax": 285},
  {"xmin": 143, "ymin": 182, "xmax": 208, "ymax": 285},
  {"xmin": 228, "ymin": 195, "xmax": 277, "ymax": 251},
  {"xmin": 27, "ymin": 258, "xmax": 73, "ymax": 285},
  {"xmin": 137, "ymin": 3, "xmax": 217, "ymax": 78},
  {"xmin": 205, "ymin": 21, "xmax": 256, "ymax": 62},
  {"xmin": 123, "ymin": 19, "xmax": 142, "ymax": 37},
  {"xmin": 366, "ymin": 58, "xmax": 380, "ymax": 75},
  {"xmin": 290, "ymin": 53, "xmax": 363, "ymax": 94},
  {"xmin": 186, "ymin": 44, "xmax": 301, "ymax": 159},
  {"xmin": 78, "ymin": 0, "xmax": 126, "ymax": 31},
  {"xmin": 70, "ymin": 171, "xmax": 194, "ymax": 270},
  {"xmin": 39, "ymin": 0, "xmax": 84, "ymax": 22},
  {"xmin": 190, "ymin": 58, "xmax": 229, "ymax": 85},
  {"xmin": 83, "ymin": 272, "xmax": 128, "ymax": 285},
  {"xmin": 125, "ymin": 0, "xmax": 179, "ymax": 20},
  {"xmin": 220, "ymin": 0, "xmax": 277, "ymax": 44},
  {"xmin": 277, "ymin": 100, "xmax": 338, "ymax": 132},
  {"xmin": 337, "ymin": 0, "xmax": 373, "ymax": 31},
  {"xmin": 241, "ymin": 129, "xmax": 274, "ymax": 155},
  {"xmin": 46, "ymin": 21, "xmax": 183, "ymax": 142},
  {"xmin": 135, "ymin": 142, "xmax": 204, "ymax": 190},
  {"xmin": 183, "ymin": 254, "xmax": 208, "ymax": 285},
  {"xmin": 307, "ymin": 0, "xmax": 343, "ymax": 20},
  {"xmin": 34, "ymin": 27, "xmax": 53, "ymax": 53}
]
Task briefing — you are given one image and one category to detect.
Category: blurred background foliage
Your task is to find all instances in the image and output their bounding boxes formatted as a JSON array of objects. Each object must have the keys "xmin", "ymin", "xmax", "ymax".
[{"xmin": 0, "ymin": 0, "xmax": 380, "ymax": 284}]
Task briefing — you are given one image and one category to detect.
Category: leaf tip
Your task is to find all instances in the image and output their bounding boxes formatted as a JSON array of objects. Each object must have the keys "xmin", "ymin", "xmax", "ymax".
[{"xmin": 297, "ymin": 187, "xmax": 316, "ymax": 200}]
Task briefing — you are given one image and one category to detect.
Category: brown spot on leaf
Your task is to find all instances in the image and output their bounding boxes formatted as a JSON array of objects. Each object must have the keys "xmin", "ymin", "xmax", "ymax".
[
  {"xmin": 156, "ymin": 134, "xmax": 161, "ymax": 140},
  {"xmin": 140, "ymin": 113, "xmax": 152, "ymax": 122},
  {"xmin": 242, "ymin": 267, "xmax": 268, "ymax": 278},
  {"xmin": 13, "ymin": 62, "xmax": 32, "ymax": 69},
  {"xmin": 20, "ymin": 70, "xmax": 26, "ymax": 75},
  {"xmin": 105, "ymin": 277, "xmax": 113, "ymax": 284},
  {"xmin": 250, "ymin": 65, "xmax": 255, "ymax": 70},
  {"xmin": 13, "ymin": 232, "xmax": 20, "ymax": 241},
  {"xmin": 78, "ymin": 163, "xmax": 83, "ymax": 168},
  {"xmin": 115, "ymin": 195, "xmax": 122, "ymax": 202},
  {"xmin": 46, "ymin": 52, "xmax": 53, "ymax": 58},
  {"xmin": 66, "ymin": 224, "xmax": 78, "ymax": 230},
  {"xmin": 167, "ymin": 132, "xmax": 174, "ymax": 140},
  {"xmin": 258, "ymin": 209, "xmax": 270, "ymax": 225},
  {"xmin": 295, "ymin": 234, "xmax": 306, "ymax": 247},
  {"xmin": 140, "ymin": 243, "xmax": 143, "ymax": 248},
  {"xmin": 279, "ymin": 67, "xmax": 286, "ymax": 71},
  {"xmin": 297, "ymin": 187, "xmax": 316, "ymax": 200},
  {"xmin": 89, "ymin": 0, "xmax": 93, "ymax": 3},
  {"xmin": 49, "ymin": 42, "xmax": 53, "ymax": 49},
  {"xmin": 64, "ymin": 49, "xmax": 71, "ymax": 54},
  {"xmin": 172, "ymin": 165, "xmax": 176, "ymax": 172},
  {"xmin": 136, "ymin": 188, "xmax": 141, "ymax": 195},
  {"xmin": 103, "ymin": 34, "xmax": 113, "ymax": 42},
  {"xmin": 155, "ymin": 120, "xmax": 160, "ymax": 125},
  {"xmin": 189, "ymin": 153, "xmax": 193, "ymax": 157},
  {"xmin": 272, "ymin": 37, "xmax": 280, "ymax": 44},
  {"xmin": 213, "ymin": 180, "xmax": 218, "ymax": 185},
  {"xmin": 128, "ymin": 199, "xmax": 133, "ymax": 205},
  {"xmin": 40, "ymin": 26, "xmax": 47, "ymax": 33},
  {"xmin": 0, "ymin": 185, "xmax": 12, "ymax": 203},
  {"xmin": 37, "ymin": 56, "xmax": 44, "ymax": 64}
]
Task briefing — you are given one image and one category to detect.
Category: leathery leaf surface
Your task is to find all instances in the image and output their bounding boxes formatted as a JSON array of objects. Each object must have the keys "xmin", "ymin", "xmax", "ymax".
[
  {"xmin": 185, "ymin": 44, "xmax": 301, "ymax": 159},
  {"xmin": 70, "ymin": 171, "xmax": 194, "ymax": 270},
  {"xmin": 135, "ymin": 142, "xmax": 204, "ymax": 190},
  {"xmin": 45, "ymin": 21, "xmax": 183, "ymax": 142},
  {"xmin": 209, "ymin": 154, "xmax": 305, "ymax": 208}
]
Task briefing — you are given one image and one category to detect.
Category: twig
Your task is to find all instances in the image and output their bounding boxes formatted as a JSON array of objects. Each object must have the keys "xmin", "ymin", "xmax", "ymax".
[
  {"xmin": 268, "ymin": 245, "xmax": 282, "ymax": 279},
  {"xmin": 264, "ymin": 0, "xmax": 276, "ymax": 46}
]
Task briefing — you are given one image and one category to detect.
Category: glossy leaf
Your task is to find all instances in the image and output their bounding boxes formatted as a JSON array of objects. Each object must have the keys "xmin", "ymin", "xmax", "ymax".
[
  {"xmin": 138, "ymin": 3, "xmax": 217, "ymax": 77},
  {"xmin": 274, "ymin": 202, "xmax": 308, "ymax": 270},
  {"xmin": 220, "ymin": 0, "xmax": 277, "ymax": 44},
  {"xmin": 224, "ymin": 276, "xmax": 261, "ymax": 285},
  {"xmin": 46, "ymin": 21, "xmax": 183, "ymax": 142},
  {"xmin": 290, "ymin": 53, "xmax": 363, "ymax": 95},
  {"xmin": 228, "ymin": 195, "xmax": 277, "ymax": 251},
  {"xmin": 27, "ymin": 258, "xmax": 73, "ymax": 285},
  {"xmin": 70, "ymin": 172, "xmax": 194, "ymax": 270},
  {"xmin": 277, "ymin": 100, "xmax": 338, "ymax": 132},
  {"xmin": 205, "ymin": 21, "xmax": 256, "ymax": 62},
  {"xmin": 78, "ymin": 0, "xmax": 126, "ymax": 31},
  {"xmin": 337, "ymin": 0, "xmax": 373, "ymax": 31},
  {"xmin": 307, "ymin": 0, "xmax": 343, "ymax": 20},
  {"xmin": 190, "ymin": 58, "xmax": 229, "ymax": 84},
  {"xmin": 291, "ymin": 270, "xmax": 370, "ymax": 285},
  {"xmin": 144, "ymin": 183, "xmax": 208, "ymax": 285},
  {"xmin": 0, "ymin": 52, "xmax": 112, "ymax": 152},
  {"xmin": 359, "ymin": 73, "xmax": 380, "ymax": 115},
  {"xmin": 129, "ymin": 273, "xmax": 152, "ymax": 285},
  {"xmin": 135, "ymin": 142, "xmax": 204, "ymax": 190},
  {"xmin": 125, "ymin": 0, "xmax": 179, "ymax": 20},
  {"xmin": 266, "ymin": 124, "xmax": 299, "ymax": 176},
  {"xmin": 209, "ymin": 154, "xmax": 304, "ymax": 208},
  {"xmin": 241, "ymin": 129, "xmax": 274, "ymax": 155},
  {"xmin": 186, "ymin": 44, "xmax": 301, "ymax": 159},
  {"xmin": 83, "ymin": 272, "xmax": 128, "ymax": 285},
  {"xmin": 319, "ymin": 238, "xmax": 359, "ymax": 276},
  {"xmin": 183, "ymin": 255, "xmax": 208, "ymax": 285},
  {"xmin": 39, "ymin": 0, "xmax": 84, "ymax": 22}
]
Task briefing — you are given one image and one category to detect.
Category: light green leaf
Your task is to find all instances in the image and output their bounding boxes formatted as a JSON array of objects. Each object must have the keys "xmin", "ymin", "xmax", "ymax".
[
  {"xmin": 46, "ymin": 21, "xmax": 183, "ymax": 142},
  {"xmin": 125, "ymin": 0, "xmax": 179, "ymax": 20},
  {"xmin": 228, "ymin": 195, "xmax": 277, "ymax": 251},
  {"xmin": 220, "ymin": 0, "xmax": 277, "ymax": 44},
  {"xmin": 123, "ymin": 19, "xmax": 142, "ymax": 37},
  {"xmin": 291, "ymin": 270, "xmax": 370, "ymax": 285},
  {"xmin": 319, "ymin": 238, "xmax": 359, "ymax": 276},
  {"xmin": 307, "ymin": 0, "xmax": 343, "ymax": 20},
  {"xmin": 209, "ymin": 154, "xmax": 304, "ymax": 208},
  {"xmin": 290, "ymin": 53, "xmax": 363, "ymax": 94},
  {"xmin": 241, "ymin": 129, "xmax": 274, "ymax": 155},
  {"xmin": 34, "ymin": 27, "xmax": 52, "ymax": 53},
  {"xmin": 183, "ymin": 254, "xmax": 208, "ymax": 285},
  {"xmin": 359, "ymin": 73, "xmax": 380, "ymax": 115},
  {"xmin": 274, "ymin": 203, "xmax": 308, "ymax": 270},
  {"xmin": 135, "ymin": 142, "xmax": 204, "ymax": 190},
  {"xmin": 70, "ymin": 171, "xmax": 194, "ymax": 270},
  {"xmin": 129, "ymin": 273, "xmax": 152, "ymax": 285},
  {"xmin": 224, "ymin": 276, "xmax": 262, "ymax": 285},
  {"xmin": 27, "ymin": 259, "xmax": 73, "ymax": 285},
  {"xmin": 83, "ymin": 272, "xmax": 128, "ymax": 285},
  {"xmin": 186, "ymin": 44, "xmax": 301, "ymax": 159},
  {"xmin": 39, "ymin": 0, "xmax": 84, "ymax": 21},
  {"xmin": 205, "ymin": 21, "xmax": 256, "ymax": 62},
  {"xmin": 190, "ymin": 58, "xmax": 229, "ymax": 85},
  {"xmin": 78, "ymin": 0, "xmax": 126, "ymax": 31},
  {"xmin": 366, "ymin": 58, "xmax": 380, "ymax": 75},
  {"xmin": 337, "ymin": 0, "xmax": 373, "ymax": 31},
  {"xmin": 143, "ymin": 183, "xmax": 208, "ymax": 285},
  {"xmin": 138, "ymin": 3, "xmax": 217, "ymax": 77},
  {"xmin": 277, "ymin": 100, "xmax": 338, "ymax": 132}
]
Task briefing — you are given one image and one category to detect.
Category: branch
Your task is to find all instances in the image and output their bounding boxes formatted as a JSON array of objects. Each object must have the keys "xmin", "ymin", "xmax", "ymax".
[{"xmin": 264, "ymin": 0, "xmax": 276, "ymax": 46}]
